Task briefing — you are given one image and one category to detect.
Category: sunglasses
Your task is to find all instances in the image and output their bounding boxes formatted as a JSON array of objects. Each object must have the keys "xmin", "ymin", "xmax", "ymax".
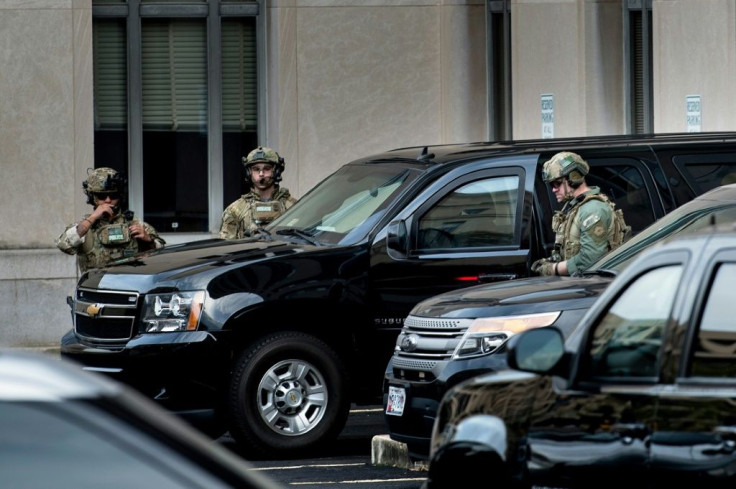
[
  {"xmin": 250, "ymin": 165, "xmax": 274, "ymax": 174},
  {"xmin": 93, "ymin": 192, "xmax": 122, "ymax": 201},
  {"xmin": 549, "ymin": 179, "xmax": 565, "ymax": 189}
]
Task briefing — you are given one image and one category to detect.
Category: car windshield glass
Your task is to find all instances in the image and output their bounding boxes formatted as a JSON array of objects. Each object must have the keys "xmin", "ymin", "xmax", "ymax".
[
  {"xmin": 587, "ymin": 201, "xmax": 736, "ymax": 273},
  {"xmin": 268, "ymin": 163, "xmax": 419, "ymax": 245}
]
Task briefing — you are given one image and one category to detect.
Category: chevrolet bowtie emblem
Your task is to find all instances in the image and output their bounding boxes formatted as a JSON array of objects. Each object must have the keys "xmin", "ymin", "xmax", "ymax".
[{"xmin": 86, "ymin": 303, "xmax": 103, "ymax": 318}]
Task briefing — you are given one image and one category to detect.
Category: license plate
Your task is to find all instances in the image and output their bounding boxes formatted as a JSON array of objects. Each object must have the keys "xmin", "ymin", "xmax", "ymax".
[{"xmin": 385, "ymin": 386, "xmax": 406, "ymax": 416}]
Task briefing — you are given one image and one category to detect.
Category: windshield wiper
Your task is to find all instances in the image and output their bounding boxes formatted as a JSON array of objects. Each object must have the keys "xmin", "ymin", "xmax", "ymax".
[
  {"xmin": 579, "ymin": 268, "xmax": 618, "ymax": 278},
  {"xmin": 251, "ymin": 227, "xmax": 272, "ymax": 241},
  {"xmin": 276, "ymin": 228, "xmax": 322, "ymax": 246}
]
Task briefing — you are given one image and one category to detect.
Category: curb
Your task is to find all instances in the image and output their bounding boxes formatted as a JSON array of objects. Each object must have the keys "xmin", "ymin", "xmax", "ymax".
[
  {"xmin": 7, "ymin": 346, "xmax": 61, "ymax": 357},
  {"xmin": 371, "ymin": 434, "xmax": 428, "ymax": 471}
]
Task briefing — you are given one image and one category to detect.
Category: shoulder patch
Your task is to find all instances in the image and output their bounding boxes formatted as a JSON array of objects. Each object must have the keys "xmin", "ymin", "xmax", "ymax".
[{"xmin": 581, "ymin": 213, "xmax": 601, "ymax": 229}]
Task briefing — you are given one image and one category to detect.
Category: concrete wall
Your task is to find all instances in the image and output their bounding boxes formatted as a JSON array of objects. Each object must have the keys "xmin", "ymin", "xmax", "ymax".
[
  {"xmin": 267, "ymin": 0, "xmax": 488, "ymax": 197},
  {"xmin": 653, "ymin": 0, "xmax": 736, "ymax": 132},
  {"xmin": 0, "ymin": 0, "xmax": 91, "ymax": 346},
  {"xmin": 512, "ymin": 0, "xmax": 625, "ymax": 139}
]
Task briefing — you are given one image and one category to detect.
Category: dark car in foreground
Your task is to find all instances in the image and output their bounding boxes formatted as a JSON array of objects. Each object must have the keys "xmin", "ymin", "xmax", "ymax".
[
  {"xmin": 0, "ymin": 350, "xmax": 282, "ymax": 489},
  {"xmin": 424, "ymin": 225, "xmax": 736, "ymax": 488},
  {"xmin": 384, "ymin": 183, "xmax": 736, "ymax": 459}
]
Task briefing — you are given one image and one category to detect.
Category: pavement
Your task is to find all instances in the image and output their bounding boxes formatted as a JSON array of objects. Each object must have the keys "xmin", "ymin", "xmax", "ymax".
[{"xmin": 8, "ymin": 345, "xmax": 422, "ymax": 470}]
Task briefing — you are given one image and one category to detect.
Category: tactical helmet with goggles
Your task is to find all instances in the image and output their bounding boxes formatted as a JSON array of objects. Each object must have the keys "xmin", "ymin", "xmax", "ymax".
[
  {"xmin": 242, "ymin": 146, "xmax": 285, "ymax": 183},
  {"xmin": 83, "ymin": 167, "xmax": 127, "ymax": 205},
  {"xmin": 542, "ymin": 151, "xmax": 589, "ymax": 188}
]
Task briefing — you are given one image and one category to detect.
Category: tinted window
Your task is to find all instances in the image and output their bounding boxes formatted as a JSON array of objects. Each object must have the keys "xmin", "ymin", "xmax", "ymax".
[
  {"xmin": 417, "ymin": 175, "xmax": 519, "ymax": 249},
  {"xmin": 587, "ymin": 265, "xmax": 682, "ymax": 378},
  {"xmin": 0, "ymin": 402, "xmax": 232, "ymax": 489},
  {"xmin": 691, "ymin": 262, "xmax": 736, "ymax": 377},
  {"xmin": 673, "ymin": 153, "xmax": 736, "ymax": 194},
  {"xmin": 588, "ymin": 164, "xmax": 653, "ymax": 235}
]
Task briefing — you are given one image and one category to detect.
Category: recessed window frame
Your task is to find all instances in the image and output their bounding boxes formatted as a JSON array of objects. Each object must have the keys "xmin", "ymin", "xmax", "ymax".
[
  {"xmin": 624, "ymin": 0, "xmax": 653, "ymax": 134},
  {"xmin": 92, "ymin": 0, "xmax": 263, "ymax": 236},
  {"xmin": 486, "ymin": 0, "xmax": 512, "ymax": 141}
]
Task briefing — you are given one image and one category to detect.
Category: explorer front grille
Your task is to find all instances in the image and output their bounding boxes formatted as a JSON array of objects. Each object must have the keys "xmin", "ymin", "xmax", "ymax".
[
  {"xmin": 389, "ymin": 316, "xmax": 473, "ymax": 381},
  {"xmin": 73, "ymin": 287, "xmax": 140, "ymax": 342}
]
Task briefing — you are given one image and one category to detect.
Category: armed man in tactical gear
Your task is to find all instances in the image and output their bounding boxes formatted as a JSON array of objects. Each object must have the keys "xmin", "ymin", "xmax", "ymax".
[
  {"xmin": 56, "ymin": 167, "xmax": 165, "ymax": 274},
  {"xmin": 531, "ymin": 151, "xmax": 630, "ymax": 277},
  {"xmin": 219, "ymin": 146, "xmax": 297, "ymax": 239}
]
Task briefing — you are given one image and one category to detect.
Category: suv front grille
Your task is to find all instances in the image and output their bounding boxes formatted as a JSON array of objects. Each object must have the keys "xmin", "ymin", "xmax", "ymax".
[
  {"xmin": 391, "ymin": 316, "xmax": 473, "ymax": 382},
  {"xmin": 73, "ymin": 287, "xmax": 139, "ymax": 342}
]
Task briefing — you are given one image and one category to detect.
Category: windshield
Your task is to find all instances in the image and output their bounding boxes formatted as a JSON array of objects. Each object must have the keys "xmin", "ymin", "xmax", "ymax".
[
  {"xmin": 268, "ymin": 163, "xmax": 419, "ymax": 245},
  {"xmin": 587, "ymin": 200, "xmax": 736, "ymax": 273}
]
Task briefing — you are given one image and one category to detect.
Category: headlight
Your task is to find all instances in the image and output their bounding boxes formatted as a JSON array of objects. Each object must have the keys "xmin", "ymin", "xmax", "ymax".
[
  {"xmin": 452, "ymin": 311, "xmax": 560, "ymax": 359},
  {"xmin": 142, "ymin": 291, "xmax": 205, "ymax": 333}
]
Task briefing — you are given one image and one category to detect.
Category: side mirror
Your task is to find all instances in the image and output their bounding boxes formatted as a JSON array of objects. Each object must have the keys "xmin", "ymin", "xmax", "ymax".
[
  {"xmin": 386, "ymin": 220, "xmax": 408, "ymax": 258},
  {"xmin": 507, "ymin": 326, "xmax": 565, "ymax": 375}
]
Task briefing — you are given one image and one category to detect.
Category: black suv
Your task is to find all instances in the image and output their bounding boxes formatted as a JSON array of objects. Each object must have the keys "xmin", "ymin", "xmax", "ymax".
[
  {"xmin": 424, "ymin": 225, "xmax": 736, "ymax": 489},
  {"xmin": 60, "ymin": 132, "xmax": 736, "ymax": 457},
  {"xmin": 383, "ymin": 183, "xmax": 736, "ymax": 459}
]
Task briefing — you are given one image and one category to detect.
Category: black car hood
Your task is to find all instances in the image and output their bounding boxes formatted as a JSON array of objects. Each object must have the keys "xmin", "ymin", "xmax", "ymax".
[
  {"xmin": 78, "ymin": 237, "xmax": 324, "ymax": 292},
  {"xmin": 410, "ymin": 274, "xmax": 613, "ymax": 319}
]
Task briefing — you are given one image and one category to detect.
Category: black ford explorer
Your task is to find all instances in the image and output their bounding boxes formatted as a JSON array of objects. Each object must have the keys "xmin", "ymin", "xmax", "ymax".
[
  {"xmin": 383, "ymin": 183, "xmax": 736, "ymax": 460},
  {"xmin": 61, "ymin": 132, "xmax": 736, "ymax": 457}
]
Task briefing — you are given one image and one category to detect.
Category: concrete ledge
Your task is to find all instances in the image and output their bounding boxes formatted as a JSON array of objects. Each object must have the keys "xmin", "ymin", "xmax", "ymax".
[{"xmin": 371, "ymin": 434, "xmax": 428, "ymax": 471}]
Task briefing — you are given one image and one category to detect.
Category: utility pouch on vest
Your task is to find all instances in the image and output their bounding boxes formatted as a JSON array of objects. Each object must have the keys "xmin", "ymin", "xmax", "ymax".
[
  {"xmin": 253, "ymin": 201, "xmax": 285, "ymax": 225},
  {"xmin": 551, "ymin": 212, "xmax": 565, "ymax": 234},
  {"xmin": 551, "ymin": 211, "xmax": 565, "ymax": 258},
  {"xmin": 99, "ymin": 224, "xmax": 132, "ymax": 246}
]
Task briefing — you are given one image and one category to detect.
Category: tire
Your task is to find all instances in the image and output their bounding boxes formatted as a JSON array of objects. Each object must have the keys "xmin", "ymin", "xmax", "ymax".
[{"xmin": 227, "ymin": 331, "xmax": 350, "ymax": 457}]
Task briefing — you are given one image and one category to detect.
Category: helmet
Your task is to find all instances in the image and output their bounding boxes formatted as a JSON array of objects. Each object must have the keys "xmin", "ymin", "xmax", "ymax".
[
  {"xmin": 82, "ymin": 167, "xmax": 127, "ymax": 205},
  {"xmin": 242, "ymin": 146, "xmax": 285, "ymax": 184},
  {"xmin": 542, "ymin": 151, "xmax": 589, "ymax": 187}
]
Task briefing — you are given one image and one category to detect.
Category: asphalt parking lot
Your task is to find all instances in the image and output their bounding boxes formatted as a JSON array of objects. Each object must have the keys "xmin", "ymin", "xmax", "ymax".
[{"xmin": 218, "ymin": 405, "xmax": 428, "ymax": 488}]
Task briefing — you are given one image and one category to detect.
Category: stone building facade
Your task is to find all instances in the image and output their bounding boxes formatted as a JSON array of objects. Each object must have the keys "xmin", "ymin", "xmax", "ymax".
[{"xmin": 1, "ymin": 0, "xmax": 734, "ymax": 347}]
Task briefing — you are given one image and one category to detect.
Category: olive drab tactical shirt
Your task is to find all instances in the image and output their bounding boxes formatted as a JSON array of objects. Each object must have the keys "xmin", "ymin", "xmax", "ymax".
[
  {"xmin": 551, "ymin": 187, "xmax": 615, "ymax": 275},
  {"xmin": 56, "ymin": 214, "xmax": 165, "ymax": 274},
  {"xmin": 218, "ymin": 187, "xmax": 297, "ymax": 240}
]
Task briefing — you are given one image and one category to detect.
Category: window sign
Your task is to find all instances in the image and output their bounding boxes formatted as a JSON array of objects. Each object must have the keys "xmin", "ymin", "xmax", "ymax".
[
  {"xmin": 686, "ymin": 95, "xmax": 702, "ymax": 132},
  {"xmin": 541, "ymin": 94, "xmax": 554, "ymax": 139}
]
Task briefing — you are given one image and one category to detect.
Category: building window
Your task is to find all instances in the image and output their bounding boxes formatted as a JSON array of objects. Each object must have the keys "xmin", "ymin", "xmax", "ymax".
[
  {"xmin": 486, "ymin": 0, "xmax": 512, "ymax": 140},
  {"xmin": 93, "ymin": 18, "xmax": 129, "ymax": 179},
  {"xmin": 92, "ymin": 0, "xmax": 260, "ymax": 235},
  {"xmin": 625, "ymin": 0, "xmax": 653, "ymax": 134}
]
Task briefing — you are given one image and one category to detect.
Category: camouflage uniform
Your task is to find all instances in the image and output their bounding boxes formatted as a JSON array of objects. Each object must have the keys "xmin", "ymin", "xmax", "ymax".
[
  {"xmin": 56, "ymin": 213, "xmax": 164, "ymax": 273},
  {"xmin": 550, "ymin": 187, "xmax": 614, "ymax": 275},
  {"xmin": 56, "ymin": 167, "xmax": 165, "ymax": 274},
  {"xmin": 219, "ymin": 146, "xmax": 297, "ymax": 239},
  {"xmin": 218, "ymin": 187, "xmax": 297, "ymax": 239},
  {"xmin": 533, "ymin": 151, "xmax": 627, "ymax": 277}
]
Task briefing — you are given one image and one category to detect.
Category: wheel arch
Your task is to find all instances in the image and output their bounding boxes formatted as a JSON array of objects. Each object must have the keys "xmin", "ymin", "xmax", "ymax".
[{"xmin": 222, "ymin": 298, "xmax": 360, "ymax": 392}]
